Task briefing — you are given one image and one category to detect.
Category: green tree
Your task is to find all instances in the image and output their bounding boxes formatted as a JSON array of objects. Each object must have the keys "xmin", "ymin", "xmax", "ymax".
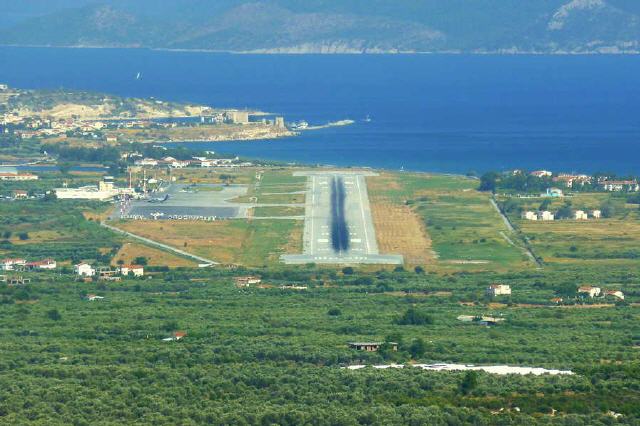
[
  {"xmin": 600, "ymin": 200, "xmax": 616, "ymax": 218},
  {"xmin": 46, "ymin": 309, "xmax": 62, "ymax": 321},
  {"xmin": 459, "ymin": 371, "xmax": 478, "ymax": 395},
  {"xmin": 478, "ymin": 172, "xmax": 499, "ymax": 192},
  {"xmin": 397, "ymin": 308, "xmax": 434, "ymax": 325},
  {"xmin": 410, "ymin": 338, "xmax": 426, "ymax": 359}
]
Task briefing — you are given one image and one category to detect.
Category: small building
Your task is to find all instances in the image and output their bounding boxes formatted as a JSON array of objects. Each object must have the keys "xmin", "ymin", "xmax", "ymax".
[
  {"xmin": 0, "ymin": 258, "xmax": 27, "ymax": 271},
  {"xmin": 275, "ymin": 116, "xmax": 286, "ymax": 129},
  {"xmin": 574, "ymin": 210, "xmax": 588, "ymax": 220},
  {"xmin": 522, "ymin": 211, "xmax": 538, "ymax": 221},
  {"xmin": 538, "ymin": 211, "xmax": 555, "ymax": 221},
  {"xmin": 457, "ymin": 315, "xmax": 505, "ymax": 326},
  {"xmin": 85, "ymin": 294, "xmax": 105, "ymax": 301},
  {"xmin": 12, "ymin": 190, "xmax": 28, "ymax": 199},
  {"xmin": 74, "ymin": 263, "xmax": 95, "ymax": 277},
  {"xmin": 348, "ymin": 342, "xmax": 398, "ymax": 352},
  {"xmin": 591, "ymin": 210, "xmax": 602, "ymax": 219},
  {"xmin": 543, "ymin": 188, "xmax": 564, "ymax": 198},
  {"xmin": 225, "ymin": 110, "xmax": 249, "ymax": 124},
  {"xmin": 530, "ymin": 170, "xmax": 552, "ymax": 178},
  {"xmin": 25, "ymin": 259, "xmax": 57, "ymax": 270},
  {"xmin": 578, "ymin": 286, "xmax": 601, "ymax": 298},
  {"xmin": 550, "ymin": 297, "xmax": 563, "ymax": 304},
  {"xmin": 486, "ymin": 284, "xmax": 511, "ymax": 297},
  {"xmin": 163, "ymin": 331, "xmax": 187, "ymax": 342},
  {"xmin": 280, "ymin": 285, "xmax": 308, "ymax": 290},
  {"xmin": 105, "ymin": 135, "xmax": 118, "ymax": 144},
  {"xmin": 120, "ymin": 265, "xmax": 144, "ymax": 277},
  {"xmin": 605, "ymin": 290, "xmax": 624, "ymax": 300},
  {"xmin": 170, "ymin": 160, "xmax": 190, "ymax": 168},
  {"xmin": 234, "ymin": 276, "xmax": 262, "ymax": 287}
]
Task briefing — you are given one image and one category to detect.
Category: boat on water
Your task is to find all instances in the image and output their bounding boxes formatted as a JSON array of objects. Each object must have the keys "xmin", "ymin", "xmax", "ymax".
[
  {"xmin": 290, "ymin": 120, "xmax": 309, "ymax": 130},
  {"xmin": 363, "ymin": 115, "xmax": 372, "ymax": 123}
]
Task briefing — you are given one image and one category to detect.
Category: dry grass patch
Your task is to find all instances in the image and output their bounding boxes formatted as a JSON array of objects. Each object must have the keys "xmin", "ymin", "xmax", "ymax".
[
  {"xmin": 112, "ymin": 242, "xmax": 198, "ymax": 268},
  {"xmin": 370, "ymin": 199, "xmax": 435, "ymax": 265},
  {"xmin": 114, "ymin": 218, "xmax": 302, "ymax": 266}
]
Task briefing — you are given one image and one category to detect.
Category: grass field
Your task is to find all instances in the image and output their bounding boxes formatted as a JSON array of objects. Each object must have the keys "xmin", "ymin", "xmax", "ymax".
[
  {"xmin": 115, "ymin": 219, "xmax": 302, "ymax": 266},
  {"xmin": 252, "ymin": 206, "xmax": 305, "ymax": 217},
  {"xmin": 368, "ymin": 173, "xmax": 529, "ymax": 271}
]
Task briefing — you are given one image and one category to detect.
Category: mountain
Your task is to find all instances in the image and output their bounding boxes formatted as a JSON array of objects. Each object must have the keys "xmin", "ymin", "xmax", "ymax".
[{"xmin": 0, "ymin": 0, "xmax": 639, "ymax": 53}]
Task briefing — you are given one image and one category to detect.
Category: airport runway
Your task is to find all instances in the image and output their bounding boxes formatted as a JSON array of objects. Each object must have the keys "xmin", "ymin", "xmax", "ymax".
[{"xmin": 282, "ymin": 171, "xmax": 403, "ymax": 265}]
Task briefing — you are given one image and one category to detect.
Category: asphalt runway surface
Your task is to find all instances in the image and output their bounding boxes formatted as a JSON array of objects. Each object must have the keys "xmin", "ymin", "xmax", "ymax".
[{"xmin": 282, "ymin": 171, "xmax": 403, "ymax": 265}]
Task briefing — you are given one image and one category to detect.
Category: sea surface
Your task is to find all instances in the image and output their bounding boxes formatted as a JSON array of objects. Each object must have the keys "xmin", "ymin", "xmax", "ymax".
[{"xmin": 1, "ymin": 47, "xmax": 639, "ymax": 174}]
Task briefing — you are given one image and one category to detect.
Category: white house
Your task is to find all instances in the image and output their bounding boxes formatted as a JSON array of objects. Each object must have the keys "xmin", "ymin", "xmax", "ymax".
[
  {"xmin": 538, "ymin": 211, "xmax": 555, "ymax": 221},
  {"xmin": 578, "ymin": 286, "xmax": 601, "ymax": 298},
  {"xmin": 522, "ymin": 211, "xmax": 538, "ymax": 221},
  {"xmin": 85, "ymin": 294, "xmax": 105, "ymax": 301},
  {"xmin": 487, "ymin": 284, "xmax": 511, "ymax": 297},
  {"xmin": 591, "ymin": 210, "xmax": 602, "ymax": 219},
  {"xmin": 74, "ymin": 263, "xmax": 95, "ymax": 277},
  {"xmin": 26, "ymin": 259, "xmax": 57, "ymax": 270},
  {"xmin": 120, "ymin": 265, "xmax": 144, "ymax": 277},
  {"xmin": 530, "ymin": 170, "xmax": 552, "ymax": 178},
  {"xmin": 605, "ymin": 290, "xmax": 624, "ymax": 300},
  {"xmin": 574, "ymin": 210, "xmax": 588, "ymax": 220}
]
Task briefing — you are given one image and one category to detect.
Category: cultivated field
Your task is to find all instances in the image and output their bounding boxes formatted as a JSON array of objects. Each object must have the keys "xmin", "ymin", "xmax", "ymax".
[{"xmin": 368, "ymin": 174, "xmax": 434, "ymax": 266}]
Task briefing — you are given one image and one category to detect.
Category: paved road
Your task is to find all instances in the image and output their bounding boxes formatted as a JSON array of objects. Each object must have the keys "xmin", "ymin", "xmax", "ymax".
[{"xmin": 282, "ymin": 171, "xmax": 403, "ymax": 265}]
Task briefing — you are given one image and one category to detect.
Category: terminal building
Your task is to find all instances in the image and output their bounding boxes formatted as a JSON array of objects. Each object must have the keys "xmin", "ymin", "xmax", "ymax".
[{"xmin": 55, "ymin": 176, "xmax": 135, "ymax": 201}]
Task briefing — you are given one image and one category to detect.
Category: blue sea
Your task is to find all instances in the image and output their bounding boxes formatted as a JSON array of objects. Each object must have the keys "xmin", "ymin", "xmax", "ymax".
[{"xmin": 1, "ymin": 47, "xmax": 639, "ymax": 174}]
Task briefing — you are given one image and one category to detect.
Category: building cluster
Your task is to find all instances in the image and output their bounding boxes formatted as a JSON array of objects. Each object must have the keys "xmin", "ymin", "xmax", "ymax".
[
  {"xmin": 524, "ymin": 170, "xmax": 639, "ymax": 192},
  {"xmin": 74, "ymin": 263, "xmax": 144, "ymax": 279},
  {"xmin": 577, "ymin": 286, "xmax": 624, "ymax": 300},
  {"xmin": 522, "ymin": 209, "xmax": 601, "ymax": 221},
  {"xmin": 1, "ymin": 258, "xmax": 57, "ymax": 271},
  {"xmin": 133, "ymin": 155, "xmax": 252, "ymax": 169}
]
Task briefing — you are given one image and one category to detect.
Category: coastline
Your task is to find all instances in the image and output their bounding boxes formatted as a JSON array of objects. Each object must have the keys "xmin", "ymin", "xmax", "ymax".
[{"xmin": 1, "ymin": 44, "xmax": 639, "ymax": 55}]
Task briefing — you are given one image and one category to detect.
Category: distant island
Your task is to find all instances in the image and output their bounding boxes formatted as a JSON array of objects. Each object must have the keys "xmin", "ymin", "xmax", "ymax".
[{"xmin": 0, "ymin": 1, "xmax": 639, "ymax": 54}]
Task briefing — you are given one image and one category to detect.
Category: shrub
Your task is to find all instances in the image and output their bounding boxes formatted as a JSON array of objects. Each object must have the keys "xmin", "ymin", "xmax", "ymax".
[{"xmin": 397, "ymin": 308, "xmax": 434, "ymax": 325}]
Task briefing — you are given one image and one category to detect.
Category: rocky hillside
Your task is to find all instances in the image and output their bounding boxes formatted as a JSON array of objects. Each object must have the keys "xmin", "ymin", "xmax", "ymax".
[{"xmin": 0, "ymin": 0, "xmax": 638, "ymax": 53}]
